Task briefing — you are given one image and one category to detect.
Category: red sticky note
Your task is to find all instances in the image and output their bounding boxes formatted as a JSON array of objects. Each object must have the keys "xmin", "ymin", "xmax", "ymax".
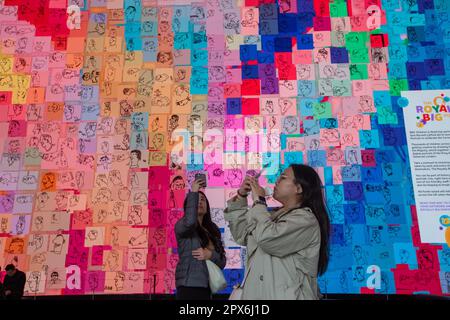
[
  {"xmin": 361, "ymin": 149, "xmax": 376, "ymax": 167},
  {"xmin": 0, "ymin": 91, "xmax": 12, "ymax": 104},
  {"xmin": 370, "ymin": 34, "xmax": 389, "ymax": 48},
  {"xmin": 242, "ymin": 98, "xmax": 260, "ymax": 115},
  {"xmin": 241, "ymin": 79, "xmax": 260, "ymax": 96},
  {"xmin": 314, "ymin": 17, "xmax": 331, "ymax": 31}
]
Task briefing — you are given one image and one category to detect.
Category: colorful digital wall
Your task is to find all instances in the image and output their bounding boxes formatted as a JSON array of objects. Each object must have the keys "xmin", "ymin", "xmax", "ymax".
[{"xmin": 0, "ymin": 0, "xmax": 449, "ymax": 296}]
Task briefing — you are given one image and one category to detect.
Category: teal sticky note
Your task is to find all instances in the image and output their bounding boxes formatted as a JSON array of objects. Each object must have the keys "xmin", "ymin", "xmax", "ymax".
[
  {"xmin": 190, "ymin": 67, "xmax": 208, "ymax": 94},
  {"xmin": 313, "ymin": 101, "xmax": 332, "ymax": 119},
  {"xmin": 377, "ymin": 107, "xmax": 398, "ymax": 125},
  {"xmin": 332, "ymin": 80, "xmax": 352, "ymax": 96},
  {"xmin": 284, "ymin": 151, "xmax": 303, "ymax": 166},
  {"xmin": 191, "ymin": 48, "xmax": 208, "ymax": 66},
  {"xmin": 174, "ymin": 32, "xmax": 191, "ymax": 50},
  {"xmin": 359, "ymin": 130, "xmax": 380, "ymax": 148}
]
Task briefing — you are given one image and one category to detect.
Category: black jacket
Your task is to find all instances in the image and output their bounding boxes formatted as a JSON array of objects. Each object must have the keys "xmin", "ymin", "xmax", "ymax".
[
  {"xmin": 175, "ymin": 192, "xmax": 226, "ymax": 288},
  {"xmin": 3, "ymin": 270, "xmax": 26, "ymax": 299}
]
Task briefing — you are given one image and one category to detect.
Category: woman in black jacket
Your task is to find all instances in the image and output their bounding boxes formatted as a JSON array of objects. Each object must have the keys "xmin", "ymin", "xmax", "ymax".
[{"xmin": 175, "ymin": 178, "xmax": 226, "ymax": 300}]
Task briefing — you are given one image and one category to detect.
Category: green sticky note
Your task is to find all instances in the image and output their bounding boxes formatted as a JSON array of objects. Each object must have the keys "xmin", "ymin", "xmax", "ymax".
[
  {"xmin": 24, "ymin": 148, "xmax": 42, "ymax": 166},
  {"xmin": 330, "ymin": 2, "xmax": 348, "ymax": 17},
  {"xmin": 349, "ymin": 64, "xmax": 368, "ymax": 80},
  {"xmin": 313, "ymin": 101, "xmax": 332, "ymax": 119},
  {"xmin": 389, "ymin": 79, "xmax": 409, "ymax": 96},
  {"xmin": 349, "ymin": 48, "xmax": 369, "ymax": 63},
  {"xmin": 345, "ymin": 32, "xmax": 368, "ymax": 49}
]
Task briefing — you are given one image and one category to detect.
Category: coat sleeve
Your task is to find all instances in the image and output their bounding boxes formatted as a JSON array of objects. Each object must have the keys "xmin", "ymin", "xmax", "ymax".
[
  {"xmin": 223, "ymin": 195, "xmax": 250, "ymax": 246},
  {"xmin": 209, "ymin": 249, "xmax": 227, "ymax": 269},
  {"xmin": 15, "ymin": 272, "xmax": 26, "ymax": 298},
  {"xmin": 249, "ymin": 205, "xmax": 320, "ymax": 258},
  {"xmin": 175, "ymin": 192, "xmax": 199, "ymax": 238}
]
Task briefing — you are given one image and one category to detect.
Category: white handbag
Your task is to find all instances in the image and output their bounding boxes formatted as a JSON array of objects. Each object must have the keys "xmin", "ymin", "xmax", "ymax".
[{"xmin": 206, "ymin": 260, "xmax": 227, "ymax": 294}]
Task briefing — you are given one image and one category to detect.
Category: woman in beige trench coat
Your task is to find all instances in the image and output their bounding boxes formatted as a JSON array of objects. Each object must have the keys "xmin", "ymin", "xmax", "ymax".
[{"xmin": 224, "ymin": 164, "xmax": 330, "ymax": 300}]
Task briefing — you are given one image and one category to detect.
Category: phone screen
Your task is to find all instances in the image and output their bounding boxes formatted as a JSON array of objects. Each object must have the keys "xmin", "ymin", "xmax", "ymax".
[{"xmin": 195, "ymin": 173, "xmax": 207, "ymax": 186}]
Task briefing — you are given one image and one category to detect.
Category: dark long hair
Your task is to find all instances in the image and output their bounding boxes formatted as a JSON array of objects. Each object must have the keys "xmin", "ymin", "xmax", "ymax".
[
  {"xmin": 183, "ymin": 191, "xmax": 225, "ymax": 259},
  {"xmin": 290, "ymin": 164, "xmax": 330, "ymax": 276}
]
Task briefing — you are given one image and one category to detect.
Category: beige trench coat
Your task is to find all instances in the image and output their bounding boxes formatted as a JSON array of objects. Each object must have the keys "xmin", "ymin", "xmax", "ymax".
[{"xmin": 224, "ymin": 195, "xmax": 322, "ymax": 300}]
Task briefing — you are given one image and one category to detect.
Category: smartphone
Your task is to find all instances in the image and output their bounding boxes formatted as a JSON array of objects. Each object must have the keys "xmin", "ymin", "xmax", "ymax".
[{"xmin": 194, "ymin": 173, "xmax": 207, "ymax": 187}]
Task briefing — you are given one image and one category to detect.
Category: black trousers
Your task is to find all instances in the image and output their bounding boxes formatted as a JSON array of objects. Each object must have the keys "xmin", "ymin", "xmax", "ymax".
[{"xmin": 176, "ymin": 286, "xmax": 212, "ymax": 300}]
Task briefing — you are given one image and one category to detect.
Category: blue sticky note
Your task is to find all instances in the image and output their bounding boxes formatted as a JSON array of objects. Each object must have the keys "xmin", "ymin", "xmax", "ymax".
[
  {"xmin": 341, "ymin": 165, "xmax": 362, "ymax": 182},
  {"xmin": 366, "ymin": 225, "xmax": 389, "ymax": 246},
  {"xmin": 438, "ymin": 249, "xmax": 450, "ymax": 272},
  {"xmin": 299, "ymin": 98, "xmax": 316, "ymax": 116},
  {"xmin": 381, "ymin": 127, "xmax": 406, "ymax": 146},
  {"xmin": 242, "ymin": 65, "xmax": 259, "ymax": 79},
  {"xmin": 240, "ymin": 44, "xmax": 258, "ymax": 61},
  {"xmin": 261, "ymin": 35, "xmax": 276, "ymax": 52},
  {"xmin": 260, "ymin": 19, "xmax": 279, "ymax": 35},
  {"xmin": 386, "ymin": 204, "xmax": 407, "ymax": 225},
  {"xmin": 303, "ymin": 118, "xmax": 320, "ymax": 135},
  {"xmin": 130, "ymin": 131, "xmax": 148, "ymax": 150},
  {"xmin": 421, "ymin": 0, "xmax": 435, "ymax": 11},
  {"xmin": 297, "ymin": 34, "xmax": 314, "ymax": 50},
  {"xmin": 226, "ymin": 98, "xmax": 241, "ymax": 115},
  {"xmin": 344, "ymin": 182, "xmax": 364, "ymax": 201},
  {"xmin": 307, "ymin": 150, "xmax": 327, "ymax": 167},
  {"xmin": 381, "ymin": 162, "xmax": 402, "ymax": 182},
  {"xmin": 331, "ymin": 224, "xmax": 345, "ymax": 245},
  {"xmin": 323, "ymin": 166, "xmax": 333, "ymax": 185},
  {"xmin": 141, "ymin": 20, "xmax": 158, "ymax": 37},
  {"xmin": 330, "ymin": 47, "xmax": 349, "ymax": 63},
  {"xmin": 407, "ymin": 26, "xmax": 425, "ymax": 43},
  {"xmin": 278, "ymin": 14, "xmax": 297, "ymax": 34},
  {"xmin": 369, "ymin": 246, "xmax": 394, "ymax": 268},
  {"xmin": 221, "ymin": 269, "xmax": 244, "ymax": 294},
  {"xmin": 424, "ymin": 59, "xmax": 445, "ymax": 75},
  {"xmin": 131, "ymin": 112, "xmax": 149, "ymax": 131},
  {"xmin": 421, "ymin": 79, "xmax": 441, "ymax": 89},
  {"xmin": 296, "ymin": 12, "xmax": 315, "ymax": 33},
  {"xmin": 329, "ymin": 205, "xmax": 345, "ymax": 224},
  {"xmin": 406, "ymin": 62, "xmax": 426, "ymax": 79},
  {"xmin": 344, "ymin": 203, "xmax": 366, "ymax": 224},
  {"xmin": 375, "ymin": 150, "xmax": 394, "ymax": 163},
  {"xmin": 297, "ymin": 80, "xmax": 316, "ymax": 97},
  {"xmin": 81, "ymin": 104, "xmax": 100, "ymax": 121},
  {"xmin": 393, "ymin": 243, "xmax": 418, "ymax": 266},
  {"xmin": 365, "ymin": 205, "xmax": 387, "ymax": 226},
  {"xmin": 274, "ymin": 36, "xmax": 292, "ymax": 52},
  {"xmin": 364, "ymin": 183, "xmax": 385, "ymax": 204},
  {"xmin": 143, "ymin": 38, "xmax": 158, "ymax": 62},
  {"xmin": 257, "ymin": 51, "xmax": 274, "ymax": 63},
  {"xmin": 408, "ymin": 79, "xmax": 421, "ymax": 90},
  {"xmin": 172, "ymin": 6, "xmax": 190, "ymax": 32},
  {"xmin": 362, "ymin": 166, "xmax": 383, "ymax": 182}
]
